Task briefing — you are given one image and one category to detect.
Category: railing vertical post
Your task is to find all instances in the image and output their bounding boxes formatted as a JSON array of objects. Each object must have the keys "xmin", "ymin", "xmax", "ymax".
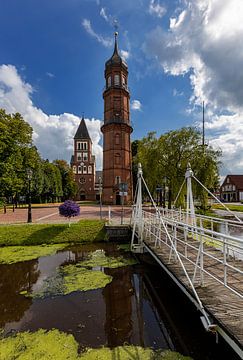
[
  {"xmin": 223, "ymin": 237, "xmax": 227, "ymax": 286},
  {"xmin": 200, "ymin": 233, "xmax": 204, "ymax": 286},
  {"xmin": 108, "ymin": 206, "xmax": 111, "ymax": 224}
]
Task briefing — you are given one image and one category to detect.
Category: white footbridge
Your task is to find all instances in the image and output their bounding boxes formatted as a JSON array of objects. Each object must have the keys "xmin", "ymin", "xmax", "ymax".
[{"xmin": 131, "ymin": 163, "xmax": 243, "ymax": 358}]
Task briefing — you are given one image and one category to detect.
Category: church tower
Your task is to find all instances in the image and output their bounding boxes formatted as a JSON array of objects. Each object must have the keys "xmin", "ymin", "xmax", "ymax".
[
  {"xmin": 71, "ymin": 117, "xmax": 96, "ymax": 201},
  {"xmin": 101, "ymin": 32, "xmax": 133, "ymax": 204}
]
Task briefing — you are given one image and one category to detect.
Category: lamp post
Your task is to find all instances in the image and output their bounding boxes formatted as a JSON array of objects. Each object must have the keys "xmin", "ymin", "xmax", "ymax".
[
  {"xmin": 27, "ymin": 169, "xmax": 32, "ymax": 223},
  {"xmin": 98, "ymin": 176, "xmax": 102, "ymax": 220},
  {"xmin": 163, "ymin": 176, "xmax": 167, "ymax": 208}
]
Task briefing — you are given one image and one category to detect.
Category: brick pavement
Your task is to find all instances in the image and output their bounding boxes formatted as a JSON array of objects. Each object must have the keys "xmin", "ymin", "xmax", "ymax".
[{"xmin": 0, "ymin": 205, "xmax": 132, "ymax": 225}]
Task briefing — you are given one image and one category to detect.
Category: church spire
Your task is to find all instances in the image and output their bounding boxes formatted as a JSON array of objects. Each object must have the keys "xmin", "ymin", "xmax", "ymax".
[
  {"xmin": 105, "ymin": 32, "xmax": 127, "ymax": 69},
  {"xmin": 113, "ymin": 32, "xmax": 118, "ymax": 56}
]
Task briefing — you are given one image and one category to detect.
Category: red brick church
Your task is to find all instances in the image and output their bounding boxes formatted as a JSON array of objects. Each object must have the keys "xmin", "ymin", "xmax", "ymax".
[{"xmin": 71, "ymin": 33, "xmax": 133, "ymax": 204}]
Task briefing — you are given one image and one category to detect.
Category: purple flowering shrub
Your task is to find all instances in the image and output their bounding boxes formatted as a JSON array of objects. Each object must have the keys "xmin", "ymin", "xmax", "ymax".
[{"xmin": 59, "ymin": 200, "xmax": 80, "ymax": 225}]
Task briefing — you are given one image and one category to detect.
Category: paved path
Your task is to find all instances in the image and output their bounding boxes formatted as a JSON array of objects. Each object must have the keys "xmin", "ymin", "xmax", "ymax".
[{"xmin": 0, "ymin": 205, "xmax": 132, "ymax": 225}]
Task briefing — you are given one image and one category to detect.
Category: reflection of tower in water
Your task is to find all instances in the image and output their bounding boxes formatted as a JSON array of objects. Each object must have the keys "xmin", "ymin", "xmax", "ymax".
[{"xmin": 102, "ymin": 266, "xmax": 134, "ymax": 347}]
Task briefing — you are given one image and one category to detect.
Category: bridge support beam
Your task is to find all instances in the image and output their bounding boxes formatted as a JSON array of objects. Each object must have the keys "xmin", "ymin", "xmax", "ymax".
[{"xmin": 131, "ymin": 163, "xmax": 145, "ymax": 253}]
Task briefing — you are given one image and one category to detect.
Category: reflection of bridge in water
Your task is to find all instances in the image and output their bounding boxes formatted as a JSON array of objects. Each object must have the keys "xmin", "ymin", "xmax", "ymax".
[{"xmin": 109, "ymin": 163, "xmax": 243, "ymax": 358}]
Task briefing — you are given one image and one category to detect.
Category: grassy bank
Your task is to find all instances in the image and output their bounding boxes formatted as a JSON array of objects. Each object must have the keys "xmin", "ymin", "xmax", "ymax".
[
  {"xmin": 212, "ymin": 204, "xmax": 243, "ymax": 212},
  {"xmin": 0, "ymin": 220, "xmax": 106, "ymax": 247}
]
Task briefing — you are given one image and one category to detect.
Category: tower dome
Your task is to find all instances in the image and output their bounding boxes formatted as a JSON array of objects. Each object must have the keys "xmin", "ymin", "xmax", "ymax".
[{"xmin": 105, "ymin": 32, "xmax": 128, "ymax": 69}]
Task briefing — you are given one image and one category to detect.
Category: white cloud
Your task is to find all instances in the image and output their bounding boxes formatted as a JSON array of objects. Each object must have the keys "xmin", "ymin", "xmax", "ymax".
[
  {"xmin": 82, "ymin": 18, "xmax": 112, "ymax": 48},
  {"xmin": 121, "ymin": 50, "xmax": 130, "ymax": 61},
  {"xmin": 0, "ymin": 64, "xmax": 103, "ymax": 169},
  {"xmin": 46, "ymin": 72, "xmax": 55, "ymax": 78},
  {"xmin": 143, "ymin": 0, "xmax": 243, "ymax": 175},
  {"xmin": 131, "ymin": 100, "xmax": 142, "ymax": 111},
  {"xmin": 149, "ymin": 0, "xmax": 166, "ymax": 18},
  {"xmin": 173, "ymin": 88, "xmax": 184, "ymax": 97},
  {"xmin": 100, "ymin": 7, "xmax": 109, "ymax": 22}
]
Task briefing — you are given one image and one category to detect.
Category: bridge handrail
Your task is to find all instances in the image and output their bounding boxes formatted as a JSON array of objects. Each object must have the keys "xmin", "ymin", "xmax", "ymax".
[
  {"xmin": 140, "ymin": 209, "xmax": 243, "ymax": 299},
  {"xmin": 142, "ymin": 209, "xmax": 243, "ymax": 246},
  {"xmin": 158, "ymin": 207, "xmax": 243, "ymax": 228}
]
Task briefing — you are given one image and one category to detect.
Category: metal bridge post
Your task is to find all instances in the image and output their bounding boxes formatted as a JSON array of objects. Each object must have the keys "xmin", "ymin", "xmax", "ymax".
[
  {"xmin": 131, "ymin": 163, "xmax": 145, "ymax": 253},
  {"xmin": 185, "ymin": 163, "xmax": 196, "ymax": 228}
]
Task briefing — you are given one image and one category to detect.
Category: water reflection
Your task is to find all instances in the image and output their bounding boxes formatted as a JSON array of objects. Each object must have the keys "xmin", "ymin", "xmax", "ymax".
[
  {"xmin": 0, "ymin": 260, "xmax": 39, "ymax": 327},
  {"xmin": 0, "ymin": 244, "xmax": 240, "ymax": 359}
]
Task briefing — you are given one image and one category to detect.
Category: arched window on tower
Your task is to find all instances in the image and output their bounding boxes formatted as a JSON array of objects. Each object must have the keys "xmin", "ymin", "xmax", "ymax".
[
  {"xmin": 115, "ymin": 153, "xmax": 121, "ymax": 165},
  {"xmin": 114, "ymin": 74, "xmax": 120, "ymax": 86},
  {"xmin": 115, "ymin": 133, "xmax": 120, "ymax": 145},
  {"xmin": 88, "ymin": 165, "xmax": 92, "ymax": 174},
  {"xmin": 107, "ymin": 76, "xmax": 111, "ymax": 88},
  {"xmin": 122, "ymin": 75, "xmax": 126, "ymax": 89}
]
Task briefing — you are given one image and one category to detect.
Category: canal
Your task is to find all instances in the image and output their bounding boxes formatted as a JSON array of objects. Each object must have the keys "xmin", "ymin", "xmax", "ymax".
[{"xmin": 0, "ymin": 242, "xmax": 240, "ymax": 359}]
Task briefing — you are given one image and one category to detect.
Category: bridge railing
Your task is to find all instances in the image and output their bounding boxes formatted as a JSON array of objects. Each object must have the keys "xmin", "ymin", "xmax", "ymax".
[
  {"xmin": 141, "ymin": 209, "xmax": 243, "ymax": 299},
  {"xmin": 147, "ymin": 207, "xmax": 243, "ymax": 239}
]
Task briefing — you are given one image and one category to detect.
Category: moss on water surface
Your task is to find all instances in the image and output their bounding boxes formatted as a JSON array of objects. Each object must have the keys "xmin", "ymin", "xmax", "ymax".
[
  {"xmin": 62, "ymin": 265, "xmax": 112, "ymax": 294},
  {"xmin": 0, "ymin": 244, "xmax": 66, "ymax": 264},
  {"xmin": 0, "ymin": 329, "xmax": 193, "ymax": 360},
  {"xmin": 80, "ymin": 249, "xmax": 137, "ymax": 268},
  {"xmin": 0, "ymin": 329, "xmax": 78, "ymax": 360},
  {"xmin": 23, "ymin": 250, "xmax": 136, "ymax": 298}
]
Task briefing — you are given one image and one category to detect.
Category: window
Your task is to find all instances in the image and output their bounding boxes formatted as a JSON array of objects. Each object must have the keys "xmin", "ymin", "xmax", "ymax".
[
  {"xmin": 83, "ymin": 152, "xmax": 88, "ymax": 161},
  {"xmin": 83, "ymin": 166, "xmax": 87, "ymax": 174},
  {"xmin": 79, "ymin": 177, "xmax": 86, "ymax": 184},
  {"xmin": 82, "ymin": 142, "xmax": 88, "ymax": 150},
  {"xmin": 72, "ymin": 166, "xmax": 76, "ymax": 174},
  {"xmin": 77, "ymin": 152, "xmax": 82, "ymax": 161},
  {"xmin": 108, "ymin": 76, "xmax": 111, "ymax": 87},
  {"xmin": 78, "ymin": 166, "xmax": 82, "ymax": 174},
  {"xmin": 115, "ymin": 153, "xmax": 121, "ymax": 165},
  {"xmin": 233, "ymin": 185, "xmax": 236, "ymax": 191},
  {"xmin": 114, "ymin": 74, "xmax": 120, "ymax": 86},
  {"xmin": 227, "ymin": 177, "xmax": 229, "ymax": 183},
  {"xmin": 115, "ymin": 133, "xmax": 120, "ymax": 145},
  {"xmin": 88, "ymin": 165, "xmax": 92, "ymax": 174},
  {"xmin": 77, "ymin": 142, "xmax": 87, "ymax": 150},
  {"xmin": 115, "ymin": 176, "xmax": 121, "ymax": 184}
]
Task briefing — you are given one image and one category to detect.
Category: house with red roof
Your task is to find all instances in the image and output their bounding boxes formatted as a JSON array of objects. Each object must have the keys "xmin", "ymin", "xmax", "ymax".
[{"xmin": 220, "ymin": 175, "xmax": 243, "ymax": 202}]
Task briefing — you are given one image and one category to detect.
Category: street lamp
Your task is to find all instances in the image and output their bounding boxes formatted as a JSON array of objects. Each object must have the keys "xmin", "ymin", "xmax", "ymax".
[
  {"xmin": 162, "ymin": 176, "xmax": 168, "ymax": 208},
  {"xmin": 27, "ymin": 168, "xmax": 33, "ymax": 223},
  {"xmin": 98, "ymin": 176, "xmax": 102, "ymax": 220}
]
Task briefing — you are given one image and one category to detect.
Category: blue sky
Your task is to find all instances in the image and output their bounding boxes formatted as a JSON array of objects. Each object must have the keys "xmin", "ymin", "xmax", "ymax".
[{"xmin": 0, "ymin": 0, "xmax": 243, "ymax": 175}]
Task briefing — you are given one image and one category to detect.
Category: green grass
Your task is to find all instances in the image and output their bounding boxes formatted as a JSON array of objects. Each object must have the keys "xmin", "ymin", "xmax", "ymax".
[
  {"xmin": 212, "ymin": 204, "xmax": 243, "ymax": 212},
  {"xmin": 0, "ymin": 220, "xmax": 106, "ymax": 247}
]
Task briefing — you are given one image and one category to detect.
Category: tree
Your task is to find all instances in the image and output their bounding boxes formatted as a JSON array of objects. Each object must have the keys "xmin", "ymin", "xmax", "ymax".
[
  {"xmin": 59, "ymin": 200, "xmax": 80, "ymax": 226},
  {"xmin": 0, "ymin": 109, "xmax": 34, "ymax": 202},
  {"xmin": 53, "ymin": 160, "xmax": 77, "ymax": 200},
  {"xmin": 136, "ymin": 127, "xmax": 221, "ymax": 210}
]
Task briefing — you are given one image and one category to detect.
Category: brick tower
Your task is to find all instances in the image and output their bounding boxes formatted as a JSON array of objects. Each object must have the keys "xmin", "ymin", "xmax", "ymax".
[
  {"xmin": 71, "ymin": 117, "xmax": 96, "ymax": 200},
  {"xmin": 101, "ymin": 32, "xmax": 133, "ymax": 205}
]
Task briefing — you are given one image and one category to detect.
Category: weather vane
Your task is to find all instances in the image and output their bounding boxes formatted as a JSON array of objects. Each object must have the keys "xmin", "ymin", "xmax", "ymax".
[{"xmin": 113, "ymin": 19, "xmax": 119, "ymax": 33}]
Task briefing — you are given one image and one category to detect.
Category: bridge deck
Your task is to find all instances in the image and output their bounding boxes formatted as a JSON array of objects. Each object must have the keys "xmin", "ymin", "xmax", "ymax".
[{"xmin": 144, "ymin": 235, "xmax": 243, "ymax": 349}]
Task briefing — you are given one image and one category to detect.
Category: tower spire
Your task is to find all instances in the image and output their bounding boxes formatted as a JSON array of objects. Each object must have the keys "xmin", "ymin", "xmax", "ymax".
[{"xmin": 113, "ymin": 31, "xmax": 118, "ymax": 55}]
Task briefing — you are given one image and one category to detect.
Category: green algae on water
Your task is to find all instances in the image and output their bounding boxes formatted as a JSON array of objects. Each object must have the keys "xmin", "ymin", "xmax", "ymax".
[
  {"xmin": 25, "ymin": 263, "xmax": 113, "ymax": 299},
  {"xmin": 0, "ymin": 329, "xmax": 193, "ymax": 360},
  {"xmin": 0, "ymin": 244, "xmax": 67, "ymax": 264},
  {"xmin": 0, "ymin": 329, "xmax": 79, "ymax": 360},
  {"xmin": 117, "ymin": 243, "xmax": 131, "ymax": 252},
  {"xmin": 79, "ymin": 347, "xmax": 193, "ymax": 360},
  {"xmin": 80, "ymin": 249, "xmax": 136, "ymax": 268},
  {"xmin": 62, "ymin": 265, "xmax": 112, "ymax": 294}
]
